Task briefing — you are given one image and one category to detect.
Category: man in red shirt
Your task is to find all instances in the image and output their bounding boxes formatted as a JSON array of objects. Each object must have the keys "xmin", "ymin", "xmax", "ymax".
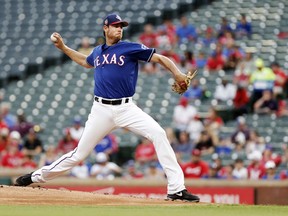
[
  {"xmin": 138, "ymin": 24, "xmax": 158, "ymax": 48},
  {"xmin": 233, "ymin": 84, "xmax": 249, "ymax": 118},
  {"xmin": 180, "ymin": 149, "xmax": 209, "ymax": 178},
  {"xmin": 56, "ymin": 128, "xmax": 78, "ymax": 154},
  {"xmin": 205, "ymin": 45, "xmax": 226, "ymax": 72},
  {"xmin": 247, "ymin": 150, "xmax": 266, "ymax": 179},
  {"xmin": 1, "ymin": 131, "xmax": 24, "ymax": 168},
  {"xmin": 135, "ymin": 138, "xmax": 157, "ymax": 166}
]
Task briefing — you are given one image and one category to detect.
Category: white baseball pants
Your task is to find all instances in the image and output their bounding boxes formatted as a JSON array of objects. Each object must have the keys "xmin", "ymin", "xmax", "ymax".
[{"xmin": 32, "ymin": 99, "xmax": 185, "ymax": 194}]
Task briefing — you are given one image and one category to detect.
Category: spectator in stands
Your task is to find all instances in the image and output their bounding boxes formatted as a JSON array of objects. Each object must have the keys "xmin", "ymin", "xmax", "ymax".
[
  {"xmin": 90, "ymin": 152, "xmax": 122, "ymax": 180},
  {"xmin": 139, "ymin": 24, "xmax": 158, "ymax": 48},
  {"xmin": 176, "ymin": 16, "xmax": 198, "ymax": 45},
  {"xmin": 253, "ymin": 90, "xmax": 278, "ymax": 115},
  {"xmin": 172, "ymin": 97, "xmax": 198, "ymax": 131},
  {"xmin": 0, "ymin": 128, "xmax": 9, "ymax": 156},
  {"xmin": 276, "ymin": 99, "xmax": 288, "ymax": 117},
  {"xmin": 173, "ymin": 130, "xmax": 194, "ymax": 163},
  {"xmin": 10, "ymin": 113, "xmax": 34, "ymax": 138},
  {"xmin": 1, "ymin": 102, "xmax": 17, "ymax": 130},
  {"xmin": 134, "ymin": 138, "xmax": 157, "ymax": 171},
  {"xmin": 280, "ymin": 170, "xmax": 288, "ymax": 180},
  {"xmin": 202, "ymin": 162, "xmax": 221, "ymax": 179},
  {"xmin": 247, "ymin": 150, "xmax": 265, "ymax": 179},
  {"xmin": 205, "ymin": 44, "xmax": 226, "ymax": 72},
  {"xmin": 70, "ymin": 161, "xmax": 90, "ymax": 179},
  {"xmin": 194, "ymin": 130, "xmax": 215, "ymax": 155},
  {"xmin": 93, "ymin": 134, "xmax": 117, "ymax": 161},
  {"xmin": 1, "ymin": 131, "xmax": 24, "ymax": 168},
  {"xmin": 159, "ymin": 19, "xmax": 177, "ymax": 47},
  {"xmin": 122, "ymin": 160, "xmax": 144, "ymax": 179},
  {"xmin": 270, "ymin": 62, "xmax": 287, "ymax": 99},
  {"xmin": 212, "ymin": 154, "xmax": 223, "ymax": 169},
  {"xmin": 217, "ymin": 17, "xmax": 233, "ymax": 39},
  {"xmin": 22, "ymin": 155, "xmax": 37, "ymax": 169},
  {"xmin": 219, "ymin": 30, "xmax": 235, "ymax": 47},
  {"xmin": 180, "ymin": 50, "xmax": 197, "ymax": 71},
  {"xmin": 235, "ymin": 47, "xmax": 256, "ymax": 77},
  {"xmin": 232, "ymin": 84, "xmax": 250, "ymax": 118},
  {"xmin": 221, "ymin": 35, "xmax": 235, "ymax": 58},
  {"xmin": 232, "ymin": 158, "xmax": 248, "ymax": 179},
  {"xmin": 231, "ymin": 116, "xmax": 250, "ymax": 147},
  {"xmin": 22, "ymin": 128, "xmax": 43, "ymax": 157},
  {"xmin": 223, "ymin": 45, "xmax": 244, "ymax": 71},
  {"xmin": 203, "ymin": 107, "xmax": 224, "ymax": 134},
  {"xmin": 249, "ymin": 58, "xmax": 276, "ymax": 109},
  {"xmin": 182, "ymin": 79, "xmax": 203, "ymax": 101},
  {"xmin": 262, "ymin": 160, "xmax": 280, "ymax": 180},
  {"xmin": 56, "ymin": 128, "xmax": 78, "ymax": 154},
  {"xmin": 186, "ymin": 115, "xmax": 204, "ymax": 143},
  {"xmin": 38, "ymin": 145, "xmax": 59, "ymax": 167},
  {"xmin": 246, "ymin": 130, "xmax": 266, "ymax": 156},
  {"xmin": 235, "ymin": 14, "xmax": 252, "ymax": 39},
  {"xmin": 181, "ymin": 149, "xmax": 209, "ymax": 178},
  {"xmin": 219, "ymin": 164, "xmax": 235, "ymax": 180},
  {"xmin": 195, "ymin": 51, "xmax": 207, "ymax": 69},
  {"xmin": 215, "ymin": 137, "xmax": 233, "ymax": 156},
  {"xmin": 214, "ymin": 78, "xmax": 236, "ymax": 102},
  {"xmin": 69, "ymin": 116, "xmax": 84, "ymax": 142},
  {"xmin": 156, "ymin": 26, "xmax": 173, "ymax": 50},
  {"xmin": 200, "ymin": 27, "xmax": 216, "ymax": 47},
  {"xmin": 261, "ymin": 145, "xmax": 282, "ymax": 168},
  {"xmin": 77, "ymin": 36, "xmax": 93, "ymax": 55},
  {"xmin": 144, "ymin": 161, "xmax": 165, "ymax": 180},
  {"xmin": 234, "ymin": 48, "xmax": 256, "ymax": 87}
]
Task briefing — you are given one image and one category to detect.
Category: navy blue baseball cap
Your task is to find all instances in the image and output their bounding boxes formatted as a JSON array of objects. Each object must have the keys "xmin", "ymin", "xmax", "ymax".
[{"xmin": 103, "ymin": 14, "xmax": 129, "ymax": 27}]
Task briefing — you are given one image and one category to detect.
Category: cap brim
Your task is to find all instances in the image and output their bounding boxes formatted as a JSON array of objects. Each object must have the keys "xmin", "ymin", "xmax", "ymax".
[{"xmin": 110, "ymin": 21, "xmax": 129, "ymax": 27}]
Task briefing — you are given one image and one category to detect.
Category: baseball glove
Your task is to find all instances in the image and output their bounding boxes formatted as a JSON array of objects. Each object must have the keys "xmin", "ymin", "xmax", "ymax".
[{"xmin": 171, "ymin": 69, "xmax": 198, "ymax": 95}]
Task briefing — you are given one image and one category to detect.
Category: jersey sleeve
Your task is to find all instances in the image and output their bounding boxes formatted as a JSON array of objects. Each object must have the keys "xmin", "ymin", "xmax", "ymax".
[
  {"xmin": 127, "ymin": 42, "xmax": 156, "ymax": 62},
  {"xmin": 86, "ymin": 49, "xmax": 95, "ymax": 67}
]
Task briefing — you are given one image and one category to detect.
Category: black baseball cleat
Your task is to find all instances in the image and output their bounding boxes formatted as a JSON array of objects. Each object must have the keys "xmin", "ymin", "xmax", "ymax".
[
  {"xmin": 14, "ymin": 173, "xmax": 33, "ymax": 187},
  {"xmin": 167, "ymin": 189, "xmax": 200, "ymax": 202}
]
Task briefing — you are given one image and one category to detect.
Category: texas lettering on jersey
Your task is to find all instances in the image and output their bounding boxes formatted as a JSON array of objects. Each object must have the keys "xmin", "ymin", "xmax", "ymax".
[{"xmin": 94, "ymin": 53, "xmax": 125, "ymax": 67}]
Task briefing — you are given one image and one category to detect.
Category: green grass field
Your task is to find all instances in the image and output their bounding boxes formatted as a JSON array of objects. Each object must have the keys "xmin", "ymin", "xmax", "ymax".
[{"xmin": 1, "ymin": 204, "xmax": 288, "ymax": 216}]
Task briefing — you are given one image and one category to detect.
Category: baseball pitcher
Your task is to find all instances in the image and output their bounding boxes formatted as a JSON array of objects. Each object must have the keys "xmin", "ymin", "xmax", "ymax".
[{"xmin": 15, "ymin": 14, "xmax": 199, "ymax": 202}]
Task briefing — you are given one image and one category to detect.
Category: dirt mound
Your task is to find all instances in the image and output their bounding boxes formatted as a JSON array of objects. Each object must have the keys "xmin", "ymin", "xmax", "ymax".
[{"xmin": 0, "ymin": 185, "xmax": 188, "ymax": 206}]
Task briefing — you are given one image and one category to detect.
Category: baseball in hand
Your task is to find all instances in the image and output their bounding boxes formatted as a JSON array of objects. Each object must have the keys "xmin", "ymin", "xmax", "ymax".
[
  {"xmin": 50, "ymin": 33, "xmax": 57, "ymax": 42},
  {"xmin": 179, "ymin": 81, "xmax": 187, "ymax": 89}
]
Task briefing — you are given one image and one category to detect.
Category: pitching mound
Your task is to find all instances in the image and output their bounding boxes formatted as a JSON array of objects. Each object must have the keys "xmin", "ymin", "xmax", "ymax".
[{"xmin": 0, "ymin": 185, "xmax": 194, "ymax": 206}]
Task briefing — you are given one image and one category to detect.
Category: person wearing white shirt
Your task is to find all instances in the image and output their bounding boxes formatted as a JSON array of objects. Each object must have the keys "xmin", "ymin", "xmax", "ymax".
[
  {"xmin": 90, "ymin": 152, "xmax": 122, "ymax": 180},
  {"xmin": 214, "ymin": 79, "xmax": 236, "ymax": 102},
  {"xmin": 173, "ymin": 97, "xmax": 198, "ymax": 131},
  {"xmin": 69, "ymin": 116, "xmax": 84, "ymax": 141},
  {"xmin": 232, "ymin": 158, "xmax": 248, "ymax": 179}
]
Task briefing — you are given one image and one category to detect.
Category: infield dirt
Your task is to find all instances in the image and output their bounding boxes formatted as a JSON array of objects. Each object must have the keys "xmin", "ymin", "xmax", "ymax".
[{"xmin": 0, "ymin": 185, "xmax": 199, "ymax": 206}]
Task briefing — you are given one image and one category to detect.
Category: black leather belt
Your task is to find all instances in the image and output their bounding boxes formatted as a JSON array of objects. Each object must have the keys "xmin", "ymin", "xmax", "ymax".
[{"xmin": 94, "ymin": 96, "xmax": 129, "ymax": 105}]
